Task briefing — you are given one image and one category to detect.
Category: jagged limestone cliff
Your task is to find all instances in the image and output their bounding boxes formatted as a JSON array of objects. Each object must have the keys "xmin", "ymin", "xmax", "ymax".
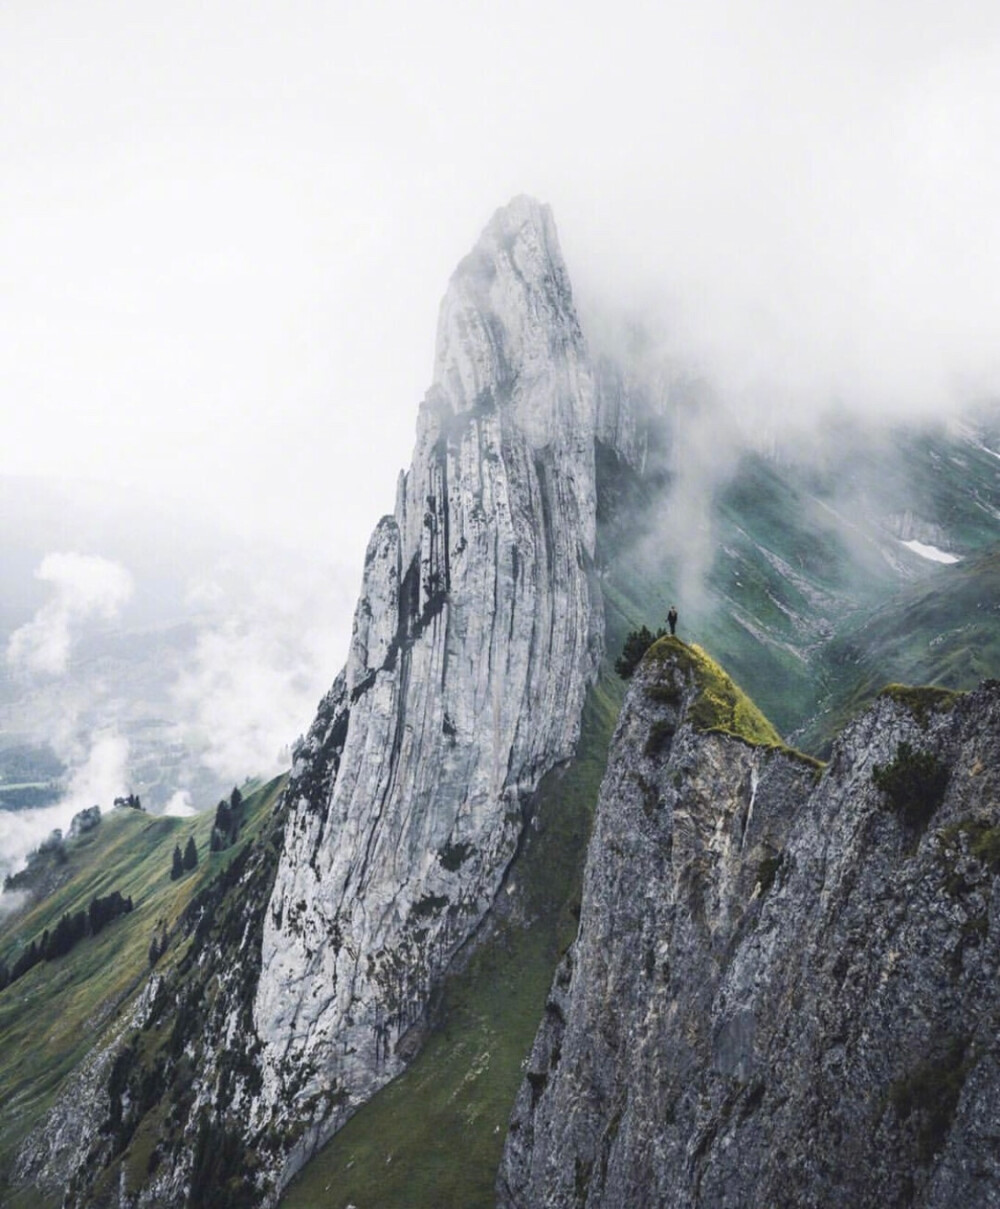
[
  {"xmin": 9, "ymin": 195, "xmax": 999, "ymax": 1209},
  {"xmin": 250, "ymin": 195, "xmax": 607, "ymax": 1183},
  {"xmin": 2, "ymin": 196, "xmax": 618, "ymax": 1209},
  {"xmin": 500, "ymin": 642, "xmax": 1000, "ymax": 1207}
]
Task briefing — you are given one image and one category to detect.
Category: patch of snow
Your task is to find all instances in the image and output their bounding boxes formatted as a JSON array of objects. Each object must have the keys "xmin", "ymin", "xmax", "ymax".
[
  {"xmin": 900, "ymin": 539, "xmax": 961, "ymax": 565},
  {"xmin": 954, "ymin": 420, "xmax": 1000, "ymax": 462}
]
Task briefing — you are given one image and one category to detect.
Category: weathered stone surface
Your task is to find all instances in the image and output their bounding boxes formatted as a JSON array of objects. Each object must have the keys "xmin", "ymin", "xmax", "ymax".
[
  {"xmin": 69, "ymin": 805, "xmax": 101, "ymax": 838},
  {"xmin": 499, "ymin": 652, "xmax": 1000, "ymax": 1208},
  {"xmin": 593, "ymin": 355, "xmax": 650, "ymax": 473},
  {"xmin": 3, "ymin": 196, "xmax": 643, "ymax": 1209},
  {"xmin": 250, "ymin": 195, "xmax": 607, "ymax": 1177}
]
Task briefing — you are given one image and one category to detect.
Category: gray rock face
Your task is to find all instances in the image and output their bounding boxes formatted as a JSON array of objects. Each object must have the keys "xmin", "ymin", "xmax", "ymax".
[
  {"xmin": 69, "ymin": 805, "xmax": 101, "ymax": 838},
  {"xmin": 593, "ymin": 356, "xmax": 650, "ymax": 472},
  {"xmin": 499, "ymin": 649, "xmax": 1000, "ymax": 1208},
  {"xmin": 252, "ymin": 196, "xmax": 606, "ymax": 1168}
]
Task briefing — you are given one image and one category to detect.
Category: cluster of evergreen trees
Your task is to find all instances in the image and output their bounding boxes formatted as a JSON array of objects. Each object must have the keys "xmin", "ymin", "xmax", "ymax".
[
  {"xmin": 210, "ymin": 787, "xmax": 244, "ymax": 853},
  {"xmin": 0, "ymin": 889, "xmax": 134, "ymax": 992},
  {"xmin": 113, "ymin": 793, "xmax": 144, "ymax": 811},
  {"xmin": 167, "ymin": 785, "xmax": 248, "ymax": 882},
  {"xmin": 170, "ymin": 837, "xmax": 199, "ymax": 881},
  {"xmin": 615, "ymin": 624, "xmax": 669, "ymax": 679}
]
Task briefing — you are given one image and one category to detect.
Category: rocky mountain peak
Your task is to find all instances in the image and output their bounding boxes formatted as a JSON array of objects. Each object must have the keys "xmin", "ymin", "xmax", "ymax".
[
  {"xmin": 432, "ymin": 195, "xmax": 592, "ymax": 452},
  {"xmin": 246, "ymin": 197, "xmax": 605, "ymax": 1193}
]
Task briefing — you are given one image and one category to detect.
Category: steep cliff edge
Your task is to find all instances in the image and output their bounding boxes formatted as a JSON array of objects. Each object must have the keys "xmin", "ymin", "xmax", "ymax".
[
  {"xmin": 500, "ymin": 641, "xmax": 1000, "ymax": 1207},
  {"xmin": 10, "ymin": 196, "xmax": 998, "ymax": 1209},
  {"xmin": 251, "ymin": 195, "xmax": 606, "ymax": 1181},
  {"xmin": 2, "ymin": 196, "xmax": 616, "ymax": 1209}
]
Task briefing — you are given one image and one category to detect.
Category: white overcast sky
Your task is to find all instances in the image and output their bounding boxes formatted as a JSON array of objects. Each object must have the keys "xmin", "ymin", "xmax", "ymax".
[{"xmin": 3, "ymin": 0, "xmax": 1000, "ymax": 576}]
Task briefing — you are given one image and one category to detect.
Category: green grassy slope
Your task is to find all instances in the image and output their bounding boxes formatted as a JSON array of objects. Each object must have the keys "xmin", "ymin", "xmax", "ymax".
[
  {"xmin": 599, "ymin": 421, "xmax": 1000, "ymax": 749},
  {"xmin": 845, "ymin": 420, "xmax": 1000, "ymax": 552},
  {"xmin": 280, "ymin": 677, "xmax": 623, "ymax": 1209},
  {"xmin": 802, "ymin": 546, "xmax": 1000, "ymax": 750},
  {"xmin": 598, "ymin": 450, "xmax": 858, "ymax": 737},
  {"xmin": 0, "ymin": 777, "xmax": 284, "ymax": 1203},
  {"xmin": 646, "ymin": 637, "xmax": 782, "ymax": 746}
]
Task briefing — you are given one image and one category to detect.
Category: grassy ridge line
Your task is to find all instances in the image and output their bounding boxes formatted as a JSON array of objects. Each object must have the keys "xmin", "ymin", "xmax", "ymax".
[
  {"xmin": 645, "ymin": 637, "xmax": 784, "ymax": 747},
  {"xmin": 645, "ymin": 637, "xmax": 826, "ymax": 770},
  {"xmin": 280, "ymin": 677, "xmax": 623, "ymax": 1209},
  {"xmin": 0, "ymin": 776, "xmax": 284, "ymax": 1201}
]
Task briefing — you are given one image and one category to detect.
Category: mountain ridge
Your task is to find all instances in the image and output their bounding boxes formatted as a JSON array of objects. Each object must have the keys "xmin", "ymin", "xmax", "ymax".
[
  {"xmin": 1, "ymin": 195, "xmax": 999, "ymax": 1207},
  {"xmin": 500, "ymin": 643, "xmax": 1000, "ymax": 1208}
]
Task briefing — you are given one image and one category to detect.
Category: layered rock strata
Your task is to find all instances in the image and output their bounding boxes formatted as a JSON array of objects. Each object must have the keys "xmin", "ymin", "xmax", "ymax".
[
  {"xmin": 500, "ymin": 645, "xmax": 1000, "ymax": 1208},
  {"xmin": 252, "ymin": 196, "xmax": 605, "ymax": 1170}
]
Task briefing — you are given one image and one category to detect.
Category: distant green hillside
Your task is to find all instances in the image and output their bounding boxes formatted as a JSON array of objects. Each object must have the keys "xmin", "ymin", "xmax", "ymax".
[
  {"xmin": 803, "ymin": 545, "xmax": 1000, "ymax": 750},
  {"xmin": 599, "ymin": 421, "xmax": 1000, "ymax": 750},
  {"xmin": 0, "ymin": 778, "xmax": 284, "ymax": 1208},
  {"xmin": 599, "ymin": 446, "xmax": 882, "ymax": 737}
]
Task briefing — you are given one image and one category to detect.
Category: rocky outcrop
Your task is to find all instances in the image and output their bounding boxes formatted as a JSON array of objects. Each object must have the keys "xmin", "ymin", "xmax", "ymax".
[
  {"xmin": 69, "ymin": 805, "xmax": 101, "ymax": 838},
  {"xmin": 11, "ymin": 197, "xmax": 1000, "ymax": 1209},
  {"xmin": 250, "ymin": 196, "xmax": 607, "ymax": 1178},
  {"xmin": 500, "ymin": 644, "xmax": 1000, "ymax": 1208}
]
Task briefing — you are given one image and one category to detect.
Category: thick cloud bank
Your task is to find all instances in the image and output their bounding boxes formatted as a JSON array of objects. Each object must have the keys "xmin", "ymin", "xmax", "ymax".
[{"xmin": 3, "ymin": 2, "xmax": 998, "ymax": 563}]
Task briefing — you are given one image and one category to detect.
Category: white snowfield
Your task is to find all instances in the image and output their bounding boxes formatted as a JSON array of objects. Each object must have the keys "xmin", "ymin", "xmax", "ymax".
[{"xmin": 900, "ymin": 538, "xmax": 961, "ymax": 565}]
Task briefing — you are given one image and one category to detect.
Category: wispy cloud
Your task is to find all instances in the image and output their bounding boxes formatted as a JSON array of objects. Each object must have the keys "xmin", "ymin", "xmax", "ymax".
[
  {"xmin": 6, "ymin": 553, "xmax": 133, "ymax": 677},
  {"xmin": 0, "ymin": 889, "xmax": 29, "ymax": 918},
  {"xmin": 0, "ymin": 731, "xmax": 129, "ymax": 882},
  {"xmin": 162, "ymin": 790, "xmax": 196, "ymax": 817},
  {"xmin": 170, "ymin": 565, "xmax": 348, "ymax": 784}
]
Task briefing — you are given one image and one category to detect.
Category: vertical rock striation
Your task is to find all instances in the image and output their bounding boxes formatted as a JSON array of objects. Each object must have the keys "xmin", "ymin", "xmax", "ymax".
[
  {"xmin": 500, "ymin": 643, "xmax": 1000, "ymax": 1208},
  {"xmin": 252, "ymin": 196, "xmax": 606, "ymax": 1174}
]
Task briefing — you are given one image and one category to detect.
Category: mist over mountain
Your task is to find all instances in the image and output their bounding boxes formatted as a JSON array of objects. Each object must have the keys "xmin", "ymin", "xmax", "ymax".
[
  {"xmin": 0, "ymin": 477, "xmax": 351, "ymax": 880},
  {"xmin": 4, "ymin": 0, "xmax": 1000, "ymax": 1199},
  {"xmin": 5, "ymin": 3, "xmax": 1000, "ymax": 583},
  {"xmin": 1, "ymin": 196, "xmax": 998, "ymax": 1209}
]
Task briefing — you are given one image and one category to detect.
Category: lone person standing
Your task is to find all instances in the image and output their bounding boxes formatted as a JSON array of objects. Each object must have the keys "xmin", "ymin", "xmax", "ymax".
[{"xmin": 667, "ymin": 605, "xmax": 678, "ymax": 636}]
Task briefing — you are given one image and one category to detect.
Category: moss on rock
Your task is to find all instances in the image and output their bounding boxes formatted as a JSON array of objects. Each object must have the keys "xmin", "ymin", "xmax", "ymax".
[
  {"xmin": 643, "ymin": 639, "xmax": 822, "ymax": 771},
  {"xmin": 878, "ymin": 684, "xmax": 963, "ymax": 726},
  {"xmin": 873, "ymin": 741, "xmax": 950, "ymax": 830}
]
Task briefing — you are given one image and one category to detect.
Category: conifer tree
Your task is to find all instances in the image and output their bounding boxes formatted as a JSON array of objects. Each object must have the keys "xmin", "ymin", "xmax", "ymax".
[
  {"xmin": 171, "ymin": 844, "xmax": 184, "ymax": 881},
  {"xmin": 615, "ymin": 625, "xmax": 668, "ymax": 679},
  {"xmin": 183, "ymin": 835, "xmax": 198, "ymax": 872}
]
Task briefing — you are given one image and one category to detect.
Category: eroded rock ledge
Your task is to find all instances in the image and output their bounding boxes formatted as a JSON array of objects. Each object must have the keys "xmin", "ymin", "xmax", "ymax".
[{"xmin": 500, "ymin": 644, "xmax": 1000, "ymax": 1209}]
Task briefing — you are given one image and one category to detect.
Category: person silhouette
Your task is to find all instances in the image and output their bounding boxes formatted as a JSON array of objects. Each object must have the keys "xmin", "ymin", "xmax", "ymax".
[{"xmin": 667, "ymin": 606, "xmax": 678, "ymax": 636}]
